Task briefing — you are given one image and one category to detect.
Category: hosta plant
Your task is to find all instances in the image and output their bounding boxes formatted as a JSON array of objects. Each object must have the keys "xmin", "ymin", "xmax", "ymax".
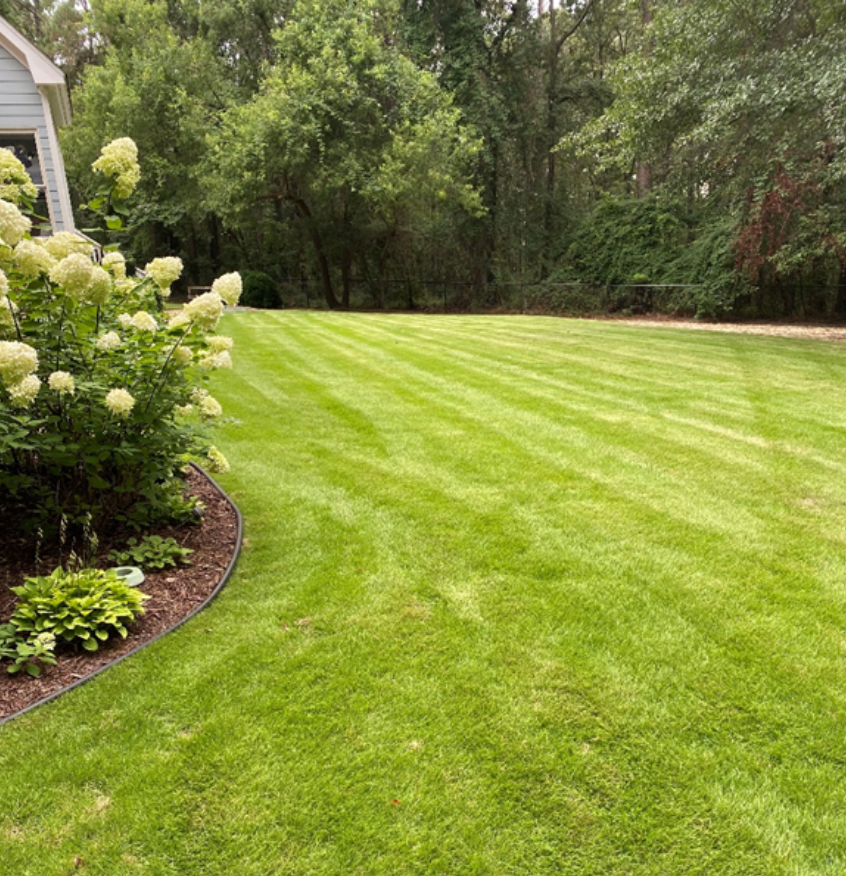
[
  {"xmin": 10, "ymin": 567, "xmax": 149, "ymax": 652},
  {"xmin": 0, "ymin": 138, "xmax": 237, "ymax": 535},
  {"xmin": 108, "ymin": 534, "xmax": 193, "ymax": 570}
]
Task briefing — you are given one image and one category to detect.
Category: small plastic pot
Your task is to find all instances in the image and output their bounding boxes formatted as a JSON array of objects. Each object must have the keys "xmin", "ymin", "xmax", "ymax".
[{"xmin": 111, "ymin": 566, "xmax": 145, "ymax": 587}]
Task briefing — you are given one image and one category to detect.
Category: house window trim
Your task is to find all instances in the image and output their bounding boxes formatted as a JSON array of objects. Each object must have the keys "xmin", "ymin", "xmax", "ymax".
[{"xmin": 0, "ymin": 126, "xmax": 55, "ymax": 232}]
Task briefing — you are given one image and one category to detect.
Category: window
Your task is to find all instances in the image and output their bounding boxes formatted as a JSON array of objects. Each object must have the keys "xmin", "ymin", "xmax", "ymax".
[{"xmin": 0, "ymin": 133, "xmax": 49, "ymax": 234}]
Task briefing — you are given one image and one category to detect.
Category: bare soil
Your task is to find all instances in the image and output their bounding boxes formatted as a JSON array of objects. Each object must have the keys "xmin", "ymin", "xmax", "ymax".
[
  {"xmin": 613, "ymin": 316, "xmax": 846, "ymax": 342},
  {"xmin": 0, "ymin": 468, "xmax": 239, "ymax": 722}
]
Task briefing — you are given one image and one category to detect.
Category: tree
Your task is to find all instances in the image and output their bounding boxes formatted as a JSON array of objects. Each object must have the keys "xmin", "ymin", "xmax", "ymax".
[
  {"xmin": 204, "ymin": 0, "xmax": 483, "ymax": 309},
  {"xmin": 565, "ymin": 0, "xmax": 846, "ymax": 312},
  {"xmin": 61, "ymin": 0, "xmax": 232, "ymax": 278}
]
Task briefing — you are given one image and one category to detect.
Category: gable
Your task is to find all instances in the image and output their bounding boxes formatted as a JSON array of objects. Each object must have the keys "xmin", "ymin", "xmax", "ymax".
[{"xmin": 0, "ymin": 42, "xmax": 48, "ymax": 127}]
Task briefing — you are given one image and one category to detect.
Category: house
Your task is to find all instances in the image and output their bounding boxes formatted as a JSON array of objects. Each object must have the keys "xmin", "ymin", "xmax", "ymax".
[{"xmin": 0, "ymin": 15, "xmax": 74, "ymax": 234}]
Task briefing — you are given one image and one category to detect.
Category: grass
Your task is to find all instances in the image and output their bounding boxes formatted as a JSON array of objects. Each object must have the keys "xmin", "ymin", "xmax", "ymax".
[{"xmin": 2, "ymin": 312, "xmax": 846, "ymax": 875}]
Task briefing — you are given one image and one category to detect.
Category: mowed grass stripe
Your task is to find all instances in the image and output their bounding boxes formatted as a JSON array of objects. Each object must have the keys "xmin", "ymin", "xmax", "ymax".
[
  {"xmin": 275, "ymin": 315, "xmax": 833, "ymax": 560},
  {"xmin": 234, "ymin": 314, "xmax": 846, "ymax": 656},
  {"xmin": 2, "ymin": 313, "xmax": 846, "ymax": 875},
  {"xmin": 300, "ymin": 311, "xmax": 846, "ymax": 478},
  {"xmin": 229, "ymin": 314, "xmax": 846, "ymax": 720}
]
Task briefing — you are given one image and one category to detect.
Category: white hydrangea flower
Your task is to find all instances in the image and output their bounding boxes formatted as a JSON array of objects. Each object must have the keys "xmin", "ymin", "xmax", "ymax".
[
  {"xmin": 41, "ymin": 231, "xmax": 93, "ymax": 260},
  {"xmin": 0, "ymin": 183, "xmax": 31, "ymax": 203},
  {"xmin": 174, "ymin": 403, "xmax": 193, "ymax": 417},
  {"xmin": 0, "ymin": 149, "xmax": 37, "ymax": 203},
  {"xmin": 105, "ymin": 388, "xmax": 135, "ymax": 417},
  {"xmin": 0, "ymin": 200, "xmax": 31, "ymax": 247},
  {"xmin": 0, "ymin": 297, "xmax": 17, "ymax": 333},
  {"xmin": 184, "ymin": 292, "xmax": 224, "ymax": 330},
  {"xmin": 117, "ymin": 313, "xmax": 133, "ymax": 328},
  {"xmin": 206, "ymin": 335, "xmax": 233, "ymax": 354},
  {"xmin": 198, "ymin": 394, "xmax": 223, "ymax": 419},
  {"xmin": 114, "ymin": 277, "xmax": 136, "ymax": 295},
  {"xmin": 168, "ymin": 311, "xmax": 191, "ymax": 330},
  {"xmin": 96, "ymin": 331, "xmax": 122, "ymax": 351},
  {"xmin": 48, "ymin": 370, "xmax": 75, "ymax": 395},
  {"xmin": 0, "ymin": 340, "xmax": 38, "ymax": 385},
  {"xmin": 50, "ymin": 253, "xmax": 94, "ymax": 301},
  {"xmin": 211, "ymin": 272, "xmax": 242, "ymax": 306},
  {"xmin": 102, "ymin": 251, "xmax": 127, "ymax": 279},
  {"xmin": 0, "ymin": 267, "xmax": 7, "ymax": 297},
  {"xmin": 198, "ymin": 350, "xmax": 232, "ymax": 371},
  {"xmin": 130, "ymin": 310, "xmax": 158, "ymax": 332},
  {"xmin": 13, "ymin": 239, "xmax": 56, "ymax": 277},
  {"xmin": 0, "ymin": 182, "xmax": 36, "ymax": 204},
  {"xmin": 171, "ymin": 346, "xmax": 193, "ymax": 366},
  {"xmin": 145, "ymin": 256, "xmax": 182, "ymax": 292},
  {"xmin": 206, "ymin": 445, "xmax": 230, "ymax": 474},
  {"xmin": 92, "ymin": 138, "xmax": 140, "ymax": 199},
  {"xmin": 7, "ymin": 373, "xmax": 41, "ymax": 407},
  {"xmin": 86, "ymin": 265, "xmax": 113, "ymax": 306}
]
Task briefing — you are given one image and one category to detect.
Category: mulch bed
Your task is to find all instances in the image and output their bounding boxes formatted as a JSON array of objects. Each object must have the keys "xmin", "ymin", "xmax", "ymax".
[{"xmin": 0, "ymin": 467, "xmax": 239, "ymax": 722}]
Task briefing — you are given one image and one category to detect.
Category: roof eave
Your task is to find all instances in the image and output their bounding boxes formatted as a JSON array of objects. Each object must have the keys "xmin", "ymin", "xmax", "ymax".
[{"xmin": 0, "ymin": 16, "xmax": 68, "ymax": 88}]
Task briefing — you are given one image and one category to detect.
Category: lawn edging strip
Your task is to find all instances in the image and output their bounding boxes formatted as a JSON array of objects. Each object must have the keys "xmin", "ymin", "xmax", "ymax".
[{"xmin": 0, "ymin": 464, "xmax": 243, "ymax": 727}]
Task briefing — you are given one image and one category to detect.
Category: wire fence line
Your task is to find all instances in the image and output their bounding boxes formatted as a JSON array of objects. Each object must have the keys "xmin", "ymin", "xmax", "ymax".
[
  {"xmin": 265, "ymin": 277, "xmax": 705, "ymax": 314},
  {"xmin": 248, "ymin": 277, "xmax": 846, "ymax": 319}
]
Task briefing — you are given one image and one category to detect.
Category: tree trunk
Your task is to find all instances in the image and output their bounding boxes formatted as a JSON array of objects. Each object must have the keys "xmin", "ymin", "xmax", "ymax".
[
  {"xmin": 542, "ymin": 0, "xmax": 558, "ymax": 278},
  {"xmin": 208, "ymin": 213, "xmax": 221, "ymax": 274},
  {"xmin": 293, "ymin": 198, "xmax": 339, "ymax": 309},
  {"xmin": 835, "ymin": 260, "xmax": 846, "ymax": 314},
  {"xmin": 635, "ymin": 163, "xmax": 653, "ymax": 198},
  {"xmin": 635, "ymin": 0, "xmax": 653, "ymax": 198},
  {"xmin": 341, "ymin": 248, "xmax": 351, "ymax": 309}
]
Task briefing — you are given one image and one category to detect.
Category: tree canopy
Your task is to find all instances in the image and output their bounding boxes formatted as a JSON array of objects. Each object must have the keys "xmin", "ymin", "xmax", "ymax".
[{"xmin": 13, "ymin": 0, "xmax": 846, "ymax": 316}]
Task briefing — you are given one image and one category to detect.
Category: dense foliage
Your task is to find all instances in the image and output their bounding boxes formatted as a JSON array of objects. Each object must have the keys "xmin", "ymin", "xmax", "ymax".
[
  {"xmin": 11, "ymin": 0, "xmax": 846, "ymax": 317},
  {"xmin": 9, "ymin": 566, "xmax": 148, "ymax": 651}
]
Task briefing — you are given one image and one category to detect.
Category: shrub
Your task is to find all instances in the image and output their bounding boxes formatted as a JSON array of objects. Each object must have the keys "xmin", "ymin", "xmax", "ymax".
[
  {"xmin": 10, "ymin": 567, "xmax": 148, "ymax": 652},
  {"xmin": 0, "ymin": 139, "xmax": 238, "ymax": 535},
  {"xmin": 240, "ymin": 270, "xmax": 282, "ymax": 309},
  {"xmin": 562, "ymin": 197, "xmax": 750, "ymax": 318}
]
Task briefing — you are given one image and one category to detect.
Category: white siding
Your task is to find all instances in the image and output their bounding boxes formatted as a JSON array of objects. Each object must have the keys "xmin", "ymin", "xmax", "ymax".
[{"xmin": 0, "ymin": 43, "xmax": 70, "ymax": 230}]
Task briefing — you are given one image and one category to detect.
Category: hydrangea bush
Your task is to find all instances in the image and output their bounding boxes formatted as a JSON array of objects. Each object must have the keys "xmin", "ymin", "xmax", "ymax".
[{"xmin": 0, "ymin": 139, "xmax": 238, "ymax": 534}]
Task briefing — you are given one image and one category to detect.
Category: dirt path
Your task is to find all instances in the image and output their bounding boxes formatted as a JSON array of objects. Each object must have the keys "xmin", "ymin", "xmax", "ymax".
[{"xmin": 616, "ymin": 318, "xmax": 846, "ymax": 342}]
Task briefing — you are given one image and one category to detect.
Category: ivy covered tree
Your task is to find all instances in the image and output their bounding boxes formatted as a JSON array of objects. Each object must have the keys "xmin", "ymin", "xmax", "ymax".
[{"xmin": 566, "ymin": 0, "xmax": 846, "ymax": 314}]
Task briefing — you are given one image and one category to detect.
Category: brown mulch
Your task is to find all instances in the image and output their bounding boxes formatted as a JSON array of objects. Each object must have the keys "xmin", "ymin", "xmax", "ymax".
[{"xmin": 0, "ymin": 468, "xmax": 239, "ymax": 722}]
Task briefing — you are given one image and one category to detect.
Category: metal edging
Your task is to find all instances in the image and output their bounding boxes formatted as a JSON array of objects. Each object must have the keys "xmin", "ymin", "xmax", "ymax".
[{"xmin": 0, "ymin": 464, "xmax": 243, "ymax": 727}]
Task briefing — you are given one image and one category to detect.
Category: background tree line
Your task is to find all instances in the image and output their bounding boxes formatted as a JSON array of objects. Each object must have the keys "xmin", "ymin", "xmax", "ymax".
[{"xmin": 6, "ymin": 0, "xmax": 846, "ymax": 317}]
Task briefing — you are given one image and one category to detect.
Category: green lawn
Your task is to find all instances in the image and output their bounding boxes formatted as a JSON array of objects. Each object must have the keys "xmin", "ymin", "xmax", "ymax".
[{"xmin": 3, "ymin": 312, "xmax": 846, "ymax": 875}]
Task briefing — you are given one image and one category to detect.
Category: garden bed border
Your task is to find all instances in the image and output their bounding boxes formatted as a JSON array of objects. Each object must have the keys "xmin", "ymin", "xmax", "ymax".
[{"xmin": 0, "ymin": 464, "xmax": 243, "ymax": 727}]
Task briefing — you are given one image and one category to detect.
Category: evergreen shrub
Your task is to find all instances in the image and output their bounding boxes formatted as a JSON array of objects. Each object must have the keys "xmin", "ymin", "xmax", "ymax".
[{"xmin": 241, "ymin": 270, "xmax": 282, "ymax": 309}]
